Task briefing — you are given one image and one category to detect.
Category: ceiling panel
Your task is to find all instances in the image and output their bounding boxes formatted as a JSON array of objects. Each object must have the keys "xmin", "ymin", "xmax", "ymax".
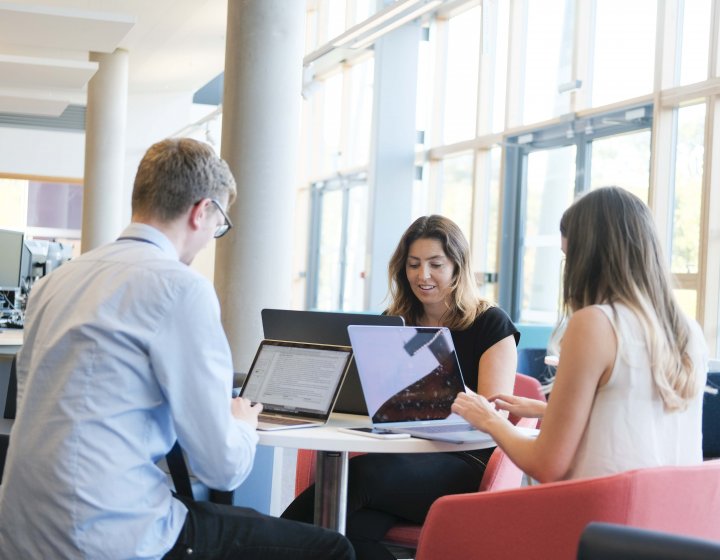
[
  {"xmin": 0, "ymin": 3, "xmax": 135, "ymax": 53},
  {"xmin": 0, "ymin": 54, "xmax": 98, "ymax": 89}
]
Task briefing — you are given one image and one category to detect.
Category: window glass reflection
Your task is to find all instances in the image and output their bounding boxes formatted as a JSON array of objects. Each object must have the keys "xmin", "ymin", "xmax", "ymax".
[
  {"xmin": 671, "ymin": 103, "xmax": 705, "ymax": 282},
  {"xmin": 521, "ymin": 146, "xmax": 576, "ymax": 323},
  {"xmin": 679, "ymin": 0, "xmax": 711, "ymax": 85},
  {"xmin": 523, "ymin": 0, "xmax": 572, "ymax": 124},
  {"xmin": 439, "ymin": 153, "xmax": 473, "ymax": 237},
  {"xmin": 443, "ymin": 5, "xmax": 481, "ymax": 143},
  {"xmin": 590, "ymin": 130, "xmax": 651, "ymax": 203},
  {"xmin": 592, "ymin": 0, "xmax": 656, "ymax": 107}
]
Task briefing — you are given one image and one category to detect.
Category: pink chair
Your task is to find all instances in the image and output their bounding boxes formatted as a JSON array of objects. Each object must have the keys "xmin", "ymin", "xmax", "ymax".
[
  {"xmin": 294, "ymin": 373, "xmax": 542, "ymax": 549},
  {"xmin": 414, "ymin": 460, "xmax": 720, "ymax": 560}
]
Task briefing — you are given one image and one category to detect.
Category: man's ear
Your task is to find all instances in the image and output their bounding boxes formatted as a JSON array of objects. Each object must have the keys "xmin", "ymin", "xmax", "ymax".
[{"xmin": 188, "ymin": 199, "xmax": 207, "ymax": 231}]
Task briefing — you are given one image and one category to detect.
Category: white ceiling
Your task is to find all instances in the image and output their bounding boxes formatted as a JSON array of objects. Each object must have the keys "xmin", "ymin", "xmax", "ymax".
[{"xmin": 0, "ymin": 0, "xmax": 229, "ymax": 117}]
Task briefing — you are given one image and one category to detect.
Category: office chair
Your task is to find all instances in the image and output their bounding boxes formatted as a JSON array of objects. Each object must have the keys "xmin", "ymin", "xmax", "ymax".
[
  {"xmin": 414, "ymin": 460, "xmax": 720, "ymax": 560},
  {"xmin": 577, "ymin": 522, "xmax": 720, "ymax": 560},
  {"xmin": 702, "ymin": 370, "xmax": 720, "ymax": 458},
  {"xmin": 3, "ymin": 354, "xmax": 17, "ymax": 419}
]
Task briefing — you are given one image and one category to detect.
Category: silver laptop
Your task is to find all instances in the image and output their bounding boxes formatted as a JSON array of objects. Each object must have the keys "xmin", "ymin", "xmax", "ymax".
[
  {"xmin": 347, "ymin": 325, "xmax": 494, "ymax": 444},
  {"xmin": 239, "ymin": 339, "xmax": 353, "ymax": 431}
]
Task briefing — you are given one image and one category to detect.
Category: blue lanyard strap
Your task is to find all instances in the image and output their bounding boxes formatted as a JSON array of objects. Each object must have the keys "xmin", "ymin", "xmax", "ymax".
[{"xmin": 116, "ymin": 236, "xmax": 162, "ymax": 250}]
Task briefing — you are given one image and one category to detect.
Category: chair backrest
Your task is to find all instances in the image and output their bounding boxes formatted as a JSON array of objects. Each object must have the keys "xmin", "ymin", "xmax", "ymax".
[
  {"xmin": 513, "ymin": 372, "xmax": 546, "ymax": 401},
  {"xmin": 479, "ymin": 416, "xmax": 537, "ymax": 492},
  {"xmin": 517, "ymin": 348, "xmax": 552, "ymax": 383},
  {"xmin": 510, "ymin": 372, "xmax": 546, "ymax": 425},
  {"xmin": 416, "ymin": 460, "xmax": 720, "ymax": 560},
  {"xmin": 703, "ymin": 371, "xmax": 720, "ymax": 458},
  {"xmin": 3, "ymin": 354, "xmax": 17, "ymax": 419},
  {"xmin": 577, "ymin": 522, "xmax": 720, "ymax": 560}
]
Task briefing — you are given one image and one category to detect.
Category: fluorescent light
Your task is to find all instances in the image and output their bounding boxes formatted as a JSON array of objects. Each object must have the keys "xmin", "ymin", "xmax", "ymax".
[{"xmin": 350, "ymin": 0, "xmax": 441, "ymax": 50}]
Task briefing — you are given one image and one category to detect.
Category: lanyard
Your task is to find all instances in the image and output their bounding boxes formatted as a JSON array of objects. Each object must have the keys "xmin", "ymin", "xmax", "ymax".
[{"xmin": 116, "ymin": 236, "xmax": 162, "ymax": 250}]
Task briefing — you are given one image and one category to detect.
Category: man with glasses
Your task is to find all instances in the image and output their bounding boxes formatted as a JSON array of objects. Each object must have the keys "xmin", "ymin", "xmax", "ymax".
[{"xmin": 0, "ymin": 138, "xmax": 354, "ymax": 560}]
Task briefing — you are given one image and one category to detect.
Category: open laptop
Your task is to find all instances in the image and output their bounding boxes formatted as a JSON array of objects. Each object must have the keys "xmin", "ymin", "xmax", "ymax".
[
  {"xmin": 261, "ymin": 309, "xmax": 404, "ymax": 415},
  {"xmin": 347, "ymin": 325, "xmax": 495, "ymax": 444},
  {"xmin": 239, "ymin": 339, "xmax": 353, "ymax": 431}
]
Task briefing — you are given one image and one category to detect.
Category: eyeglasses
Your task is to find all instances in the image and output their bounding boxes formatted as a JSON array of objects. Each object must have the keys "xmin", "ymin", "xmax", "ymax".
[{"xmin": 209, "ymin": 198, "xmax": 233, "ymax": 238}]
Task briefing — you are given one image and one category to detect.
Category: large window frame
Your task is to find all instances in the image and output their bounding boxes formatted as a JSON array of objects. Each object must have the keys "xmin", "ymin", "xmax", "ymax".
[{"xmin": 298, "ymin": 0, "xmax": 720, "ymax": 356}]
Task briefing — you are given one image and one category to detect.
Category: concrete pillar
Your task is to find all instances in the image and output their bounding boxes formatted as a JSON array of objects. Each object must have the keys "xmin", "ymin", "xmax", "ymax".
[
  {"xmin": 364, "ymin": 23, "xmax": 420, "ymax": 310},
  {"xmin": 81, "ymin": 49, "xmax": 129, "ymax": 252},
  {"xmin": 216, "ymin": 0, "xmax": 304, "ymax": 516},
  {"xmin": 216, "ymin": 0, "xmax": 304, "ymax": 374}
]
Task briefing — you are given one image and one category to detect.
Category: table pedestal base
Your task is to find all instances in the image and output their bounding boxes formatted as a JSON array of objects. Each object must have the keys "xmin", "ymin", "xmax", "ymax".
[{"xmin": 314, "ymin": 450, "xmax": 349, "ymax": 533}]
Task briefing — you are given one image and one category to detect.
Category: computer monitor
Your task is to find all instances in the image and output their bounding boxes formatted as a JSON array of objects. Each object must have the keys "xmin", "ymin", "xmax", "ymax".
[
  {"xmin": 21, "ymin": 239, "xmax": 73, "ymax": 292},
  {"xmin": 0, "ymin": 229, "xmax": 24, "ymax": 292}
]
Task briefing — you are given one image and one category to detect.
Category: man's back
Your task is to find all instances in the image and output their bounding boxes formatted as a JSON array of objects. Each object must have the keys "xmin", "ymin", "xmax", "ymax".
[{"xmin": 0, "ymin": 225, "xmax": 257, "ymax": 559}]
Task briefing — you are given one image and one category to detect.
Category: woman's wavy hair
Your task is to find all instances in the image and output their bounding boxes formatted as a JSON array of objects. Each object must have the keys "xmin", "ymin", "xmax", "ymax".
[
  {"xmin": 557, "ymin": 186, "xmax": 699, "ymax": 411},
  {"xmin": 386, "ymin": 215, "xmax": 491, "ymax": 329}
]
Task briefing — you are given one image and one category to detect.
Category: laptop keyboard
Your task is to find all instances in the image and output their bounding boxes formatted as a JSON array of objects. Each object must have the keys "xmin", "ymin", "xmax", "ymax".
[
  {"xmin": 258, "ymin": 416, "xmax": 311, "ymax": 426},
  {"xmin": 407, "ymin": 424, "xmax": 478, "ymax": 433}
]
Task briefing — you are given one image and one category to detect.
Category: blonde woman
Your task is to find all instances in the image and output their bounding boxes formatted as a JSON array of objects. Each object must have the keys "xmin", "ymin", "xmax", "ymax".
[
  {"xmin": 283, "ymin": 215, "xmax": 518, "ymax": 560},
  {"xmin": 453, "ymin": 186, "xmax": 708, "ymax": 482}
]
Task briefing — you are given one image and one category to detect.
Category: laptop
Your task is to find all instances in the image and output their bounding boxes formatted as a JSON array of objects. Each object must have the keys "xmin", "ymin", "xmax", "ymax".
[
  {"xmin": 347, "ymin": 325, "xmax": 495, "ymax": 444},
  {"xmin": 261, "ymin": 309, "xmax": 404, "ymax": 415},
  {"xmin": 239, "ymin": 339, "xmax": 353, "ymax": 431}
]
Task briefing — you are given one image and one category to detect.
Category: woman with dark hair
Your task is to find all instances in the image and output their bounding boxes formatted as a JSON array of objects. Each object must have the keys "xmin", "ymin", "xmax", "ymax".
[
  {"xmin": 283, "ymin": 215, "xmax": 519, "ymax": 560},
  {"xmin": 453, "ymin": 186, "xmax": 707, "ymax": 482}
]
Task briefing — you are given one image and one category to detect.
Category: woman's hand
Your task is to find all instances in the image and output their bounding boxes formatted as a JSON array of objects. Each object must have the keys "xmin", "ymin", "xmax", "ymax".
[
  {"xmin": 451, "ymin": 391, "xmax": 503, "ymax": 433},
  {"xmin": 490, "ymin": 394, "xmax": 547, "ymax": 419}
]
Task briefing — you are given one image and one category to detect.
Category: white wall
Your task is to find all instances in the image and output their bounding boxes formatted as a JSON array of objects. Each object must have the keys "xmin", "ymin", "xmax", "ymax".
[
  {"xmin": 0, "ymin": 127, "xmax": 85, "ymax": 178},
  {"xmin": 0, "ymin": 93, "xmax": 220, "ymax": 281}
]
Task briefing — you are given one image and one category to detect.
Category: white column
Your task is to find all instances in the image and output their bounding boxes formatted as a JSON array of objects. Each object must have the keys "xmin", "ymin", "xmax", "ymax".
[
  {"xmin": 364, "ymin": 23, "xmax": 420, "ymax": 310},
  {"xmin": 81, "ymin": 49, "xmax": 129, "ymax": 252},
  {"xmin": 216, "ymin": 0, "xmax": 305, "ymax": 373}
]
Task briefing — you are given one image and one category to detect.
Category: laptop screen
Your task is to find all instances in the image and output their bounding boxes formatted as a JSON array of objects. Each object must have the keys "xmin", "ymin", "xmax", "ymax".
[
  {"xmin": 241, "ymin": 340, "xmax": 352, "ymax": 419},
  {"xmin": 260, "ymin": 308, "xmax": 405, "ymax": 415},
  {"xmin": 347, "ymin": 325, "xmax": 467, "ymax": 423}
]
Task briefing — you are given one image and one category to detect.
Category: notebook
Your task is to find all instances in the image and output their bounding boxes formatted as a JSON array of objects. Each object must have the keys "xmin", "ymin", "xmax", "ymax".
[
  {"xmin": 239, "ymin": 339, "xmax": 353, "ymax": 431},
  {"xmin": 261, "ymin": 309, "xmax": 404, "ymax": 415},
  {"xmin": 347, "ymin": 325, "xmax": 495, "ymax": 444}
]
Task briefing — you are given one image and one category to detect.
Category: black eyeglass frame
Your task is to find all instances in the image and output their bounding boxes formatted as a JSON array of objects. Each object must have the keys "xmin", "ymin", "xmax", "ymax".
[{"xmin": 208, "ymin": 198, "xmax": 233, "ymax": 238}]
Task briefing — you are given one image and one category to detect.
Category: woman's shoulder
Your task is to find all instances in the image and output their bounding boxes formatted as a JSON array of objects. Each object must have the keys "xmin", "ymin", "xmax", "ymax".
[
  {"xmin": 473, "ymin": 303, "xmax": 514, "ymax": 327},
  {"xmin": 455, "ymin": 303, "xmax": 519, "ymax": 343}
]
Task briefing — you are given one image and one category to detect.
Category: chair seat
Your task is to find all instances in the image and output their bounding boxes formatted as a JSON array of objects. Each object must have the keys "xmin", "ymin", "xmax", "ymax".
[{"xmin": 383, "ymin": 523, "xmax": 422, "ymax": 548}]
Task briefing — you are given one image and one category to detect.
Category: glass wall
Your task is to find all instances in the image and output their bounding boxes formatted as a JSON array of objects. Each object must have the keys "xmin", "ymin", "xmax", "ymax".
[{"xmin": 299, "ymin": 0, "xmax": 720, "ymax": 355}]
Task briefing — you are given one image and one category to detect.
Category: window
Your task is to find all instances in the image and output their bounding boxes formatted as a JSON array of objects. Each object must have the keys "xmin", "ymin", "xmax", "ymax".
[
  {"xmin": 438, "ymin": 153, "xmax": 473, "ymax": 236},
  {"xmin": 590, "ymin": 130, "xmax": 651, "ymax": 202},
  {"xmin": 591, "ymin": 0, "xmax": 657, "ymax": 107},
  {"xmin": 522, "ymin": 0, "xmax": 573, "ymax": 124},
  {"xmin": 671, "ymin": 103, "xmax": 706, "ymax": 319},
  {"xmin": 679, "ymin": 0, "xmax": 712, "ymax": 86},
  {"xmin": 442, "ymin": 5, "xmax": 481, "ymax": 143}
]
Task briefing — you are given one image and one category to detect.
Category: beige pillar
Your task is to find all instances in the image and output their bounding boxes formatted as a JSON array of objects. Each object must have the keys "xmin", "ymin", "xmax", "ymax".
[
  {"xmin": 81, "ymin": 49, "xmax": 129, "ymax": 252},
  {"xmin": 216, "ymin": 0, "xmax": 305, "ymax": 372}
]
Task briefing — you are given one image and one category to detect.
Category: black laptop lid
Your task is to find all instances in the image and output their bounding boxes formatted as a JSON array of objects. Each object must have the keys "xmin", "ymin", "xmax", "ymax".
[{"xmin": 261, "ymin": 309, "xmax": 405, "ymax": 415}]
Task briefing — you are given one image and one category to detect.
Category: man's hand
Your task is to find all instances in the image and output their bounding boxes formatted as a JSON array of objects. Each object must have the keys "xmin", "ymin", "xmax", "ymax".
[{"xmin": 231, "ymin": 397, "xmax": 263, "ymax": 429}]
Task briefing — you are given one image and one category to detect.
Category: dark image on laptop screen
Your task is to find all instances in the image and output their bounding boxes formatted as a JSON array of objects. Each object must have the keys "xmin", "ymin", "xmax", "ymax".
[
  {"xmin": 261, "ymin": 309, "xmax": 404, "ymax": 415},
  {"xmin": 348, "ymin": 326, "xmax": 466, "ymax": 423}
]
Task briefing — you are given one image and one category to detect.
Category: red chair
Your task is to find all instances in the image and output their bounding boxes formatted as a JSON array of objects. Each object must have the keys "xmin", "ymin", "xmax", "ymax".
[
  {"xmin": 294, "ymin": 373, "xmax": 543, "ymax": 549},
  {"xmin": 414, "ymin": 460, "xmax": 720, "ymax": 560}
]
